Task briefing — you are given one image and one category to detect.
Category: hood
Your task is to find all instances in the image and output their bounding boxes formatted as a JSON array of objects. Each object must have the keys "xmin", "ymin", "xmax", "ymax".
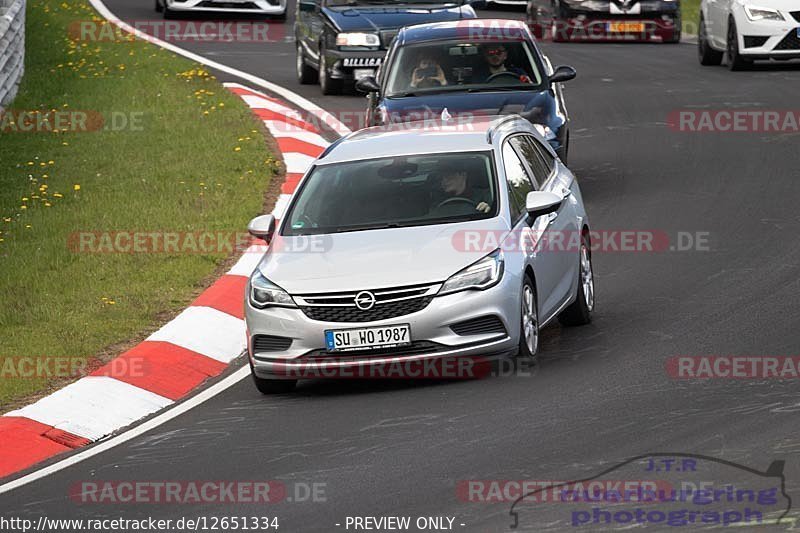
[
  {"xmin": 326, "ymin": 4, "xmax": 472, "ymax": 33},
  {"xmin": 257, "ymin": 217, "xmax": 508, "ymax": 294},
  {"xmin": 383, "ymin": 90, "xmax": 556, "ymax": 126}
]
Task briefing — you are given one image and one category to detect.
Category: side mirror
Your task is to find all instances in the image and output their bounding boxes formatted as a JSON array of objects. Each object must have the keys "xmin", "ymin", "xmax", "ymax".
[
  {"xmin": 525, "ymin": 191, "xmax": 562, "ymax": 219},
  {"xmin": 549, "ymin": 65, "xmax": 577, "ymax": 84},
  {"xmin": 247, "ymin": 214, "xmax": 276, "ymax": 242},
  {"xmin": 355, "ymin": 75, "xmax": 381, "ymax": 94}
]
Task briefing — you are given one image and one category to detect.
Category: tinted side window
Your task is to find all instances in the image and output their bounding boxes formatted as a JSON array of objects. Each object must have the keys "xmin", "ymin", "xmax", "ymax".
[
  {"xmin": 502, "ymin": 142, "xmax": 535, "ymax": 222},
  {"xmin": 510, "ymin": 135, "xmax": 550, "ymax": 188},
  {"xmin": 528, "ymin": 135, "xmax": 556, "ymax": 173}
]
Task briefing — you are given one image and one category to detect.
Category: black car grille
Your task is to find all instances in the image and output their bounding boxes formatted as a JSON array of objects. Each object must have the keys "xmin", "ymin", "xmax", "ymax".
[
  {"xmin": 301, "ymin": 297, "xmax": 432, "ymax": 323},
  {"xmin": 252, "ymin": 335, "xmax": 293, "ymax": 352},
  {"xmin": 295, "ymin": 283, "xmax": 438, "ymax": 323},
  {"xmin": 743, "ymin": 36, "xmax": 769, "ymax": 48},
  {"xmin": 304, "ymin": 341, "xmax": 444, "ymax": 360},
  {"xmin": 791, "ymin": 11, "xmax": 800, "ymax": 23},
  {"xmin": 775, "ymin": 31, "xmax": 800, "ymax": 51},
  {"xmin": 450, "ymin": 316, "xmax": 507, "ymax": 337}
]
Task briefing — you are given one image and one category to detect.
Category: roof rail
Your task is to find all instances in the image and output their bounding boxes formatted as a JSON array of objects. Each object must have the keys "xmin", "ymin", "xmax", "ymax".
[{"xmin": 485, "ymin": 114, "xmax": 522, "ymax": 144}]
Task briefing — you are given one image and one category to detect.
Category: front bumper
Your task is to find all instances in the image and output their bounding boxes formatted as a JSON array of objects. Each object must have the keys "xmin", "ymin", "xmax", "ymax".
[
  {"xmin": 166, "ymin": 0, "xmax": 286, "ymax": 14},
  {"xmin": 324, "ymin": 49, "xmax": 387, "ymax": 81},
  {"xmin": 245, "ymin": 273, "xmax": 521, "ymax": 380},
  {"xmin": 536, "ymin": 1, "xmax": 680, "ymax": 42},
  {"xmin": 733, "ymin": 9, "xmax": 800, "ymax": 59}
]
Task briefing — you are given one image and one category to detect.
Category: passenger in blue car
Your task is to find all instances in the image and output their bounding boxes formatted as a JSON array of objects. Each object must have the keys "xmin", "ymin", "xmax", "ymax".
[{"xmin": 478, "ymin": 44, "xmax": 532, "ymax": 84}]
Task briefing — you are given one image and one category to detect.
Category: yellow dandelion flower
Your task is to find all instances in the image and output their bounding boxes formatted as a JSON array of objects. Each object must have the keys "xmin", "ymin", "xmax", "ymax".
[{"xmin": 73, "ymin": 184, "xmax": 81, "ymax": 191}]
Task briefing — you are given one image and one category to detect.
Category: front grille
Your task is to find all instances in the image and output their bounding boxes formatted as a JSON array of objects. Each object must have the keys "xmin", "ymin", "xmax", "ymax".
[
  {"xmin": 304, "ymin": 341, "xmax": 444, "ymax": 360},
  {"xmin": 253, "ymin": 334, "xmax": 292, "ymax": 352},
  {"xmin": 743, "ymin": 36, "xmax": 769, "ymax": 48},
  {"xmin": 791, "ymin": 11, "xmax": 800, "ymax": 23},
  {"xmin": 295, "ymin": 283, "xmax": 439, "ymax": 323},
  {"xmin": 450, "ymin": 316, "xmax": 507, "ymax": 337},
  {"xmin": 302, "ymin": 297, "xmax": 432, "ymax": 323},
  {"xmin": 774, "ymin": 30, "xmax": 800, "ymax": 50},
  {"xmin": 380, "ymin": 29, "xmax": 399, "ymax": 48}
]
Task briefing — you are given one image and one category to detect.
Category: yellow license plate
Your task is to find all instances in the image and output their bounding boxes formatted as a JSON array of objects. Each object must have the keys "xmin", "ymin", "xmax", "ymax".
[{"xmin": 607, "ymin": 22, "xmax": 645, "ymax": 33}]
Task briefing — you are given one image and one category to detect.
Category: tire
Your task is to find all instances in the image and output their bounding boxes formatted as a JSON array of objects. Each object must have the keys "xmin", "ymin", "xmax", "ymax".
[
  {"xmin": 319, "ymin": 47, "xmax": 342, "ymax": 95},
  {"xmin": 558, "ymin": 232, "xmax": 594, "ymax": 326},
  {"xmin": 517, "ymin": 275, "xmax": 540, "ymax": 361},
  {"xmin": 270, "ymin": 10, "xmax": 287, "ymax": 21},
  {"xmin": 250, "ymin": 360, "xmax": 297, "ymax": 394},
  {"xmin": 698, "ymin": 15, "xmax": 723, "ymax": 65},
  {"xmin": 155, "ymin": 0, "xmax": 163, "ymax": 13},
  {"xmin": 726, "ymin": 18, "xmax": 751, "ymax": 71},
  {"xmin": 162, "ymin": 0, "xmax": 177, "ymax": 19},
  {"xmin": 296, "ymin": 43, "xmax": 316, "ymax": 85}
]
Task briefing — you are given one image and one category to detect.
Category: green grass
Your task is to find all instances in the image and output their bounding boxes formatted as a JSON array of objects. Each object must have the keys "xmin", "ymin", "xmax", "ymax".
[
  {"xmin": 0, "ymin": 0, "xmax": 280, "ymax": 407},
  {"xmin": 683, "ymin": 0, "xmax": 701, "ymax": 34}
]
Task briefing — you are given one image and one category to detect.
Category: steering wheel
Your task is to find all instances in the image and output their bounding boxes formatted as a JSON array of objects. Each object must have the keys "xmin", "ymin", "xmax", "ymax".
[
  {"xmin": 291, "ymin": 213, "xmax": 316, "ymax": 229},
  {"xmin": 436, "ymin": 197, "xmax": 475, "ymax": 209},
  {"xmin": 486, "ymin": 71, "xmax": 523, "ymax": 84}
]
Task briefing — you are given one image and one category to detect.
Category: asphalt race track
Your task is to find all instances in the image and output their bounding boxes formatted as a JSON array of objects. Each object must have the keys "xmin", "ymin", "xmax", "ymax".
[{"xmin": 3, "ymin": 2, "xmax": 800, "ymax": 531}]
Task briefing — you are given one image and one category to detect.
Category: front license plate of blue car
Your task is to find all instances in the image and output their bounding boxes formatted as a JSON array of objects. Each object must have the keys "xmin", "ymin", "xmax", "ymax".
[{"xmin": 325, "ymin": 324, "xmax": 411, "ymax": 352}]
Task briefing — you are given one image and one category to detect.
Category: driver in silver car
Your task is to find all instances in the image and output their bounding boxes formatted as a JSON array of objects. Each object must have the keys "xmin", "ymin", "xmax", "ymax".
[{"xmin": 434, "ymin": 161, "xmax": 491, "ymax": 214}]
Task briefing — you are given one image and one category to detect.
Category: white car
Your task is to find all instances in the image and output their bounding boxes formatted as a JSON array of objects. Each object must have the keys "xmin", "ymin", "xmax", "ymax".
[
  {"xmin": 698, "ymin": 0, "xmax": 800, "ymax": 69},
  {"xmin": 155, "ymin": 0, "xmax": 287, "ymax": 19}
]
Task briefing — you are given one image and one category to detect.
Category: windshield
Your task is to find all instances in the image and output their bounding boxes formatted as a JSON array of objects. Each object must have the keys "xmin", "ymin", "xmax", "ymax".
[
  {"xmin": 283, "ymin": 152, "xmax": 497, "ymax": 236},
  {"xmin": 386, "ymin": 39, "xmax": 544, "ymax": 97}
]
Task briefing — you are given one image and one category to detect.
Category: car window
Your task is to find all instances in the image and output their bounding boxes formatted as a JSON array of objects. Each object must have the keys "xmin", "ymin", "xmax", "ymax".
[
  {"xmin": 528, "ymin": 135, "xmax": 556, "ymax": 172},
  {"xmin": 385, "ymin": 40, "xmax": 544, "ymax": 97},
  {"xmin": 510, "ymin": 135, "xmax": 551, "ymax": 188},
  {"xmin": 502, "ymin": 142, "xmax": 535, "ymax": 223},
  {"xmin": 283, "ymin": 152, "xmax": 497, "ymax": 236}
]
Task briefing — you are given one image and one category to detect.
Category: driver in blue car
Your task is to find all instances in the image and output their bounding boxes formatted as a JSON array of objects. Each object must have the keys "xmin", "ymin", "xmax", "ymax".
[
  {"xmin": 434, "ymin": 161, "xmax": 491, "ymax": 214},
  {"xmin": 480, "ymin": 44, "xmax": 532, "ymax": 84}
]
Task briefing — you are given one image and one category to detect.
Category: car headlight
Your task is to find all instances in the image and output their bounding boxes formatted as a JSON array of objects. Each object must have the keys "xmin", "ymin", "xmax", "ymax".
[
  {"xmin": 336, "ymin": 32, "xmax": 380, "ymax": 47},
  {"xmin": 744, "ymin": 6, "xmax": 784, "ymax": 21},
  {"xmin": 249, "ymin": 270, "xmax": 296, "ymax": 308},
  {"xmin": 438, "ymin": 250, "xmax": 504, "ymax": 296}
]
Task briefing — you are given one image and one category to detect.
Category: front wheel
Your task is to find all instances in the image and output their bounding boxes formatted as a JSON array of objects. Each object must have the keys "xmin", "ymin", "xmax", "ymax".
[
  {"xmin": 319, "ymin": 48, "xmax": 342, "ymax": 95},
  {"xmin": 727, "ymin": 18, "xmax": 751, "ymax": 71},
  {"xmin": 517, "ymin": 276, "xmax": 540, "ymax": 360},
  {"xmin": 698, "ymin": 15, "xmax": 723, "ymax": 65},
  {"xmin": 155, "ymin": 0, "xmax": 163, "ymax": 13},
  {"xmin": 296, "ymin": 43, "xmax": 316, "ymax": 85},
  {"xmin": 558, "ymin": 233, "xmax": 594, "ymax": 326}
]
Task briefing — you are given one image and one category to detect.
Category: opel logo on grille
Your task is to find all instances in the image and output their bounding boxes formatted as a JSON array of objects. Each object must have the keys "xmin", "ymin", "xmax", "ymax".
[{"xmin": 354, "ymin": 291, "xmax": 376, "ymax": 311}]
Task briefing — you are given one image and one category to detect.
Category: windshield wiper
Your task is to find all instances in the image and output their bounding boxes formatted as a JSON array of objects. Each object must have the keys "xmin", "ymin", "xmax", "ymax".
[{"xmin": 332, "ymin": 222, "xmax": 402, "ymax": 233}]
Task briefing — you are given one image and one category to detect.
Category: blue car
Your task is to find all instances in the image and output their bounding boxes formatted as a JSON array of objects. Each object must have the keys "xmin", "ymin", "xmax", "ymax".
[{"xmin": 356, "ymin": 19, "xmax": 576, "ymax": 162}]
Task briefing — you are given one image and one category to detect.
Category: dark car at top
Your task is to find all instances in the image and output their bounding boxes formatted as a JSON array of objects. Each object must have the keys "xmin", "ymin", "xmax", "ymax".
[
  {"xmin": 355, "ymin": 19, "xmax": 576, "ymax": 162},
  {"xmin": 526, "ymin": 0, "xmax": 681, "ymax": 43},
  {"xmin": 295, "ymin": 0, "xmax": 484, "ymax": 95}
]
